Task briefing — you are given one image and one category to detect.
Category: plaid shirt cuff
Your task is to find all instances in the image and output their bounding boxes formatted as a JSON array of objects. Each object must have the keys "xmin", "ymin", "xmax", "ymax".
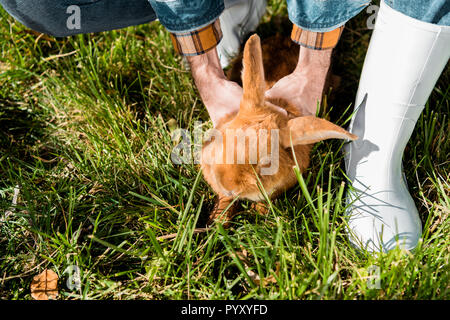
[
  {"xmin": 291, "ymin": 24, "xmax": 344, "ymax": 50},
  {"xmin": 170, "ymin": 19, "xmax": 223, "ymax": 56}
]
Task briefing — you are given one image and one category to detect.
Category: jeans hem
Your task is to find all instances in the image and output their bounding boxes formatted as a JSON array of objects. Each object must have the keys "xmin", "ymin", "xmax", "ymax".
[
  {"xmin": 288, "ymin": 6, "xmax": 367, "ymax": 32},
  {"xmin": 159, "ymin": 3, "xmax": 225, "ymax": 33}
]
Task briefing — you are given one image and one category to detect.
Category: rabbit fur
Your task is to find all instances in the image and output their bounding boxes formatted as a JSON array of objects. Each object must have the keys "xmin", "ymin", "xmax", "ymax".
[{"xmin": 201, "ymin": 34, "xmax": 357, "ymax": 225}]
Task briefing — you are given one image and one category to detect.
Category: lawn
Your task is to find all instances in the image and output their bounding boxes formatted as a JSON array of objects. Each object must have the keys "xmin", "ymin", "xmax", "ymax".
[{"xmin": 0, "ymin": 1, "xmax": 449, "ymax": 300}]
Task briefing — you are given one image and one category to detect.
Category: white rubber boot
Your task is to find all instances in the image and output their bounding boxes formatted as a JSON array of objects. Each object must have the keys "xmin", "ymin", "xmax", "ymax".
[
  {"xmin": 217, "ymin": 0, "xmax": 267, "ymax": 68},
  {"xmin": 344, "ymin": 0, "xmax": 450, "ymax": 252}
]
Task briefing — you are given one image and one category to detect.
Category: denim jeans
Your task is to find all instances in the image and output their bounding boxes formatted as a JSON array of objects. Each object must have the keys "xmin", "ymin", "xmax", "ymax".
[
  {"xmin": 0, "ymin": 0, "xmax": 449, "ymax": 37},
  {"xmin": 385, "ymin": 0, "xmax": 450, "ymax": 26},
  {"xmin": 286, "ymin": 0, "xmax": 369, "ymax": 32},
  {"xmin": 288, "ymin": 0, "xmax": 450, "ymax": 31},
  {"xmin": 0, "ymin": 0, "xmax": 157, "ymax": 37}
]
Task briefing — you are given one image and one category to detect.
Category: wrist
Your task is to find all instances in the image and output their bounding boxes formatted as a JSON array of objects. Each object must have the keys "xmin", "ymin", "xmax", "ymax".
[
  {"xmin": 294, "ymin": 47, "xmax": 332, "ymax": 75},
  {"xmin": 187, "ymin": 49, "xmax": 226, "ymax": 86}
]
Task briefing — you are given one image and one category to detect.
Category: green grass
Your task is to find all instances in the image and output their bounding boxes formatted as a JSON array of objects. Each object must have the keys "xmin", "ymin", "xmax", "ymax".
[{"xmin": 0, "ymin": 1, "xmax": 449, "ymax": 300}]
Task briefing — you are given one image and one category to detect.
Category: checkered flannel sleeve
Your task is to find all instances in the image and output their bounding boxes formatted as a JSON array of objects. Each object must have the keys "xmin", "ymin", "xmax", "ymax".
[
  {"xmin": 169, "ymin": 19, "xmax": 343, "ymax": 56},
  {"xmin": 170, "ymin": 19, "xmax": 223, "ymax": 56},
  {"xmin": 291, "ymin": 23, "xmax": 344, "ymax": 50}
]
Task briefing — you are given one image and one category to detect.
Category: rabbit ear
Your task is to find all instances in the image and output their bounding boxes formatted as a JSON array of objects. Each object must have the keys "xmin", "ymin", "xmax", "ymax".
[
  {"xmin": 240, "ymin": 34, "xmax": 265, "ymax": 111},
  {"xmin": 280, "ymin": 115, "xmax": 358, "ymax": 147}
]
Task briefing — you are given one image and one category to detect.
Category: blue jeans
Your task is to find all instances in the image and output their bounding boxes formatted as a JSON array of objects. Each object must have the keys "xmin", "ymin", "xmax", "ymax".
[
  {"xmin": 286, "ymin": 0, "xmax": 450, "ymax": 31},
  {"xmin": 0, "ymin": 0, "xmax": 449, "ymax": 37}
]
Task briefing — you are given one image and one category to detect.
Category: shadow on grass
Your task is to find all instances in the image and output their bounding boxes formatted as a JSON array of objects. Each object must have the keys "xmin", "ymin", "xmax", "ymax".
[{"xmin": 0, "ymin": 98, "xmax": 48, "ymax": 162}]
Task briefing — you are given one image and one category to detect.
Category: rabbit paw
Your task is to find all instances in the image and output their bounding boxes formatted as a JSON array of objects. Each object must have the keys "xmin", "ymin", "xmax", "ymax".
[{"xmin": 207, "ymin": 196, "xmax": 238, "ymax": 228}]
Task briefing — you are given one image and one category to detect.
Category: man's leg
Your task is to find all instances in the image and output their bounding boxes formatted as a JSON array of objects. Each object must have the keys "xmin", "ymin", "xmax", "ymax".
[
  {"xmin": 345, "ymin": 0, "xmax": 450, "ymax": 252},
  {"xmin": 216, "ymin": 0, "xmax": 267, "ymax": 68},
  {"xmin": 0, "ymin": 0, "xmax": 157, "ymax": 36}
]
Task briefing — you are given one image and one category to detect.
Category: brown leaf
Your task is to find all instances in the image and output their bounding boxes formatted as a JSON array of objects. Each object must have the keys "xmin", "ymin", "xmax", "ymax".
[
  {"xmin": 88, "ymin": 181, "xmax": 105, "ymax": 195},
  {"xmin": 30, "ymin": 269, "xmax": 59, "ymax": 300},
  {"xmin": 232, "ymin": 248, "xmax": 280, "ymax": 287}
]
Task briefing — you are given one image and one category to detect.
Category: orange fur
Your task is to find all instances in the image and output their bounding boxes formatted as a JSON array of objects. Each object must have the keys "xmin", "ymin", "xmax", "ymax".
[{"xmin": 201, "ymin": 34, "xmax": 357, "ymax": 225}]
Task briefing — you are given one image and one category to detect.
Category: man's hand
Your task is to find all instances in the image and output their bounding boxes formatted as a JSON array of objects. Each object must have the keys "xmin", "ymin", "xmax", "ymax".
[
  {"xmin": 265, "ymin": 47, "xmax": 332, "ymax": 116},
  {"xmin": 187, "ymin": 49, "xmax": 242, "ymax": 127}
]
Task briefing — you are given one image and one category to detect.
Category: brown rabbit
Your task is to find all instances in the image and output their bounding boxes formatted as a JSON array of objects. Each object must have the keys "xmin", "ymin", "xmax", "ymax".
[{"xmin": 201, "ymin": 34, "xmax": 357, "ymax": 225}]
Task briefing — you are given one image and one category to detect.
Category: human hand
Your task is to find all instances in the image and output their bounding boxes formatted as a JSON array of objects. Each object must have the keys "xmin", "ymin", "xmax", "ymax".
[
  {"xmin": 187, "ymin": 49, "xmax": 242, "ymax": 127},
  {"xmin": 196, "ymin": 76, "xmax": 243, "ymax": 127},
  {"xmin": 265, "ymin": 47, "xmax": 332, "ymax": 116}
]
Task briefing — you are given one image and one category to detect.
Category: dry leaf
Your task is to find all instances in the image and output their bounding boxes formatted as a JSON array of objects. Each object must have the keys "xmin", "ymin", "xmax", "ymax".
[
  {"xmin": 30, "ymin": 269, "xmax": 59, "ymax": 300},
  {"xmin": 88, "ymin": 181, "xmax": 105, "ymax": 195},
  {"xmin": 231, "ymin": 247, "xmax": 280, "ymax": 287}
]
